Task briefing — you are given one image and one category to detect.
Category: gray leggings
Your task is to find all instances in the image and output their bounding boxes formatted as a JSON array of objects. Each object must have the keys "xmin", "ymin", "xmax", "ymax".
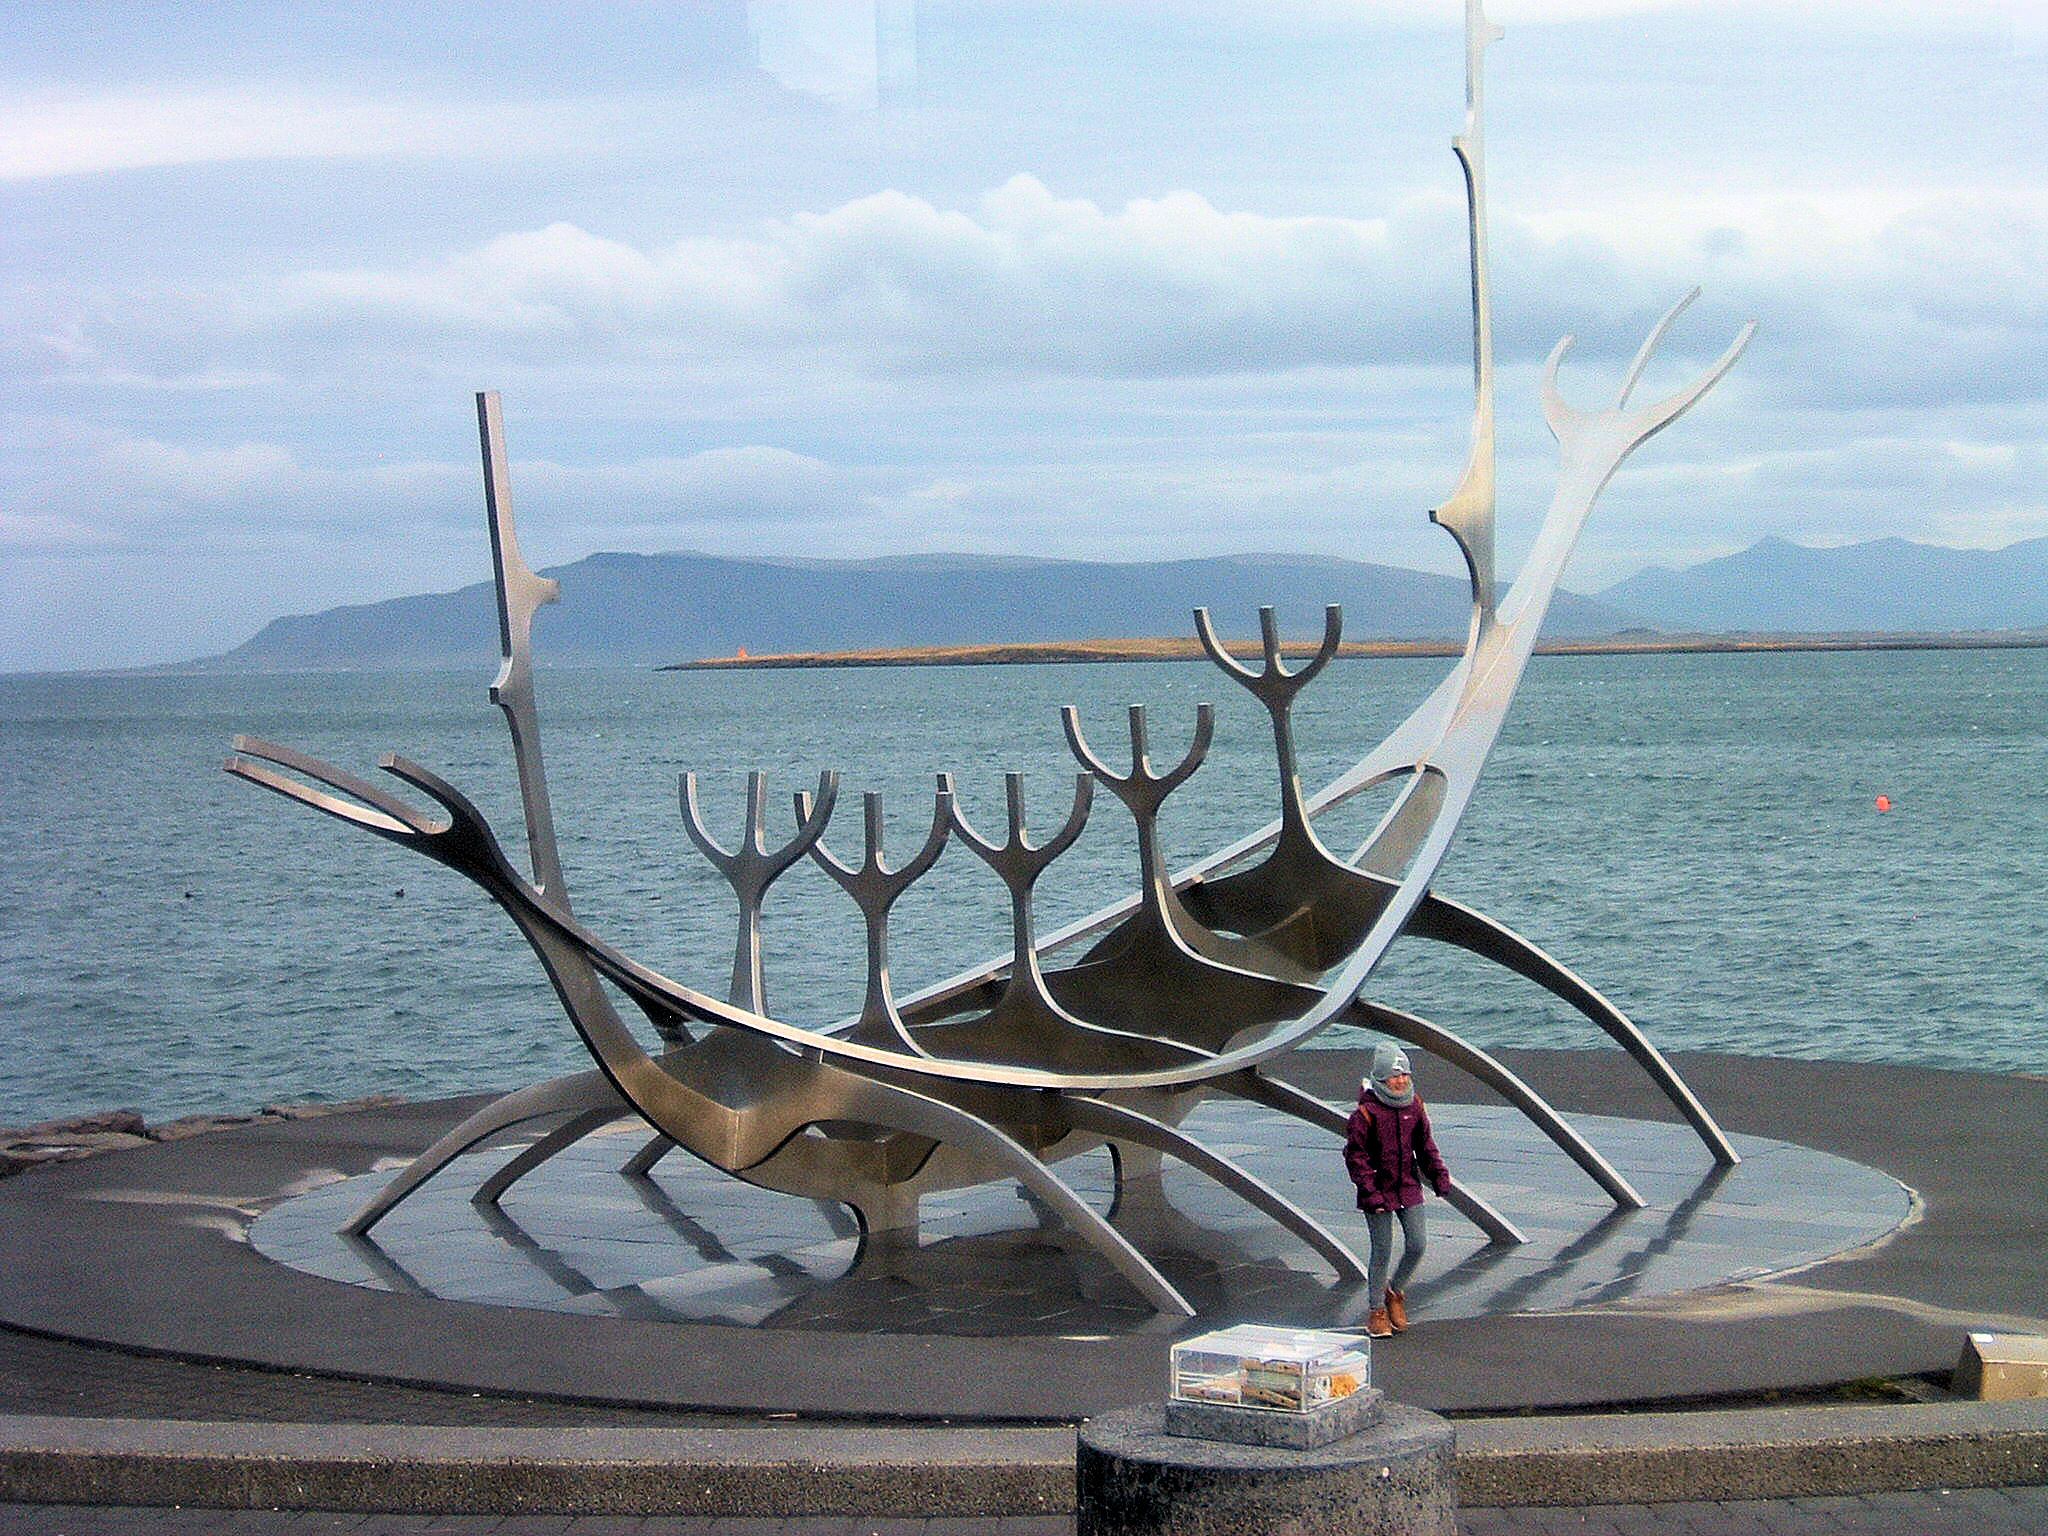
[{"xmin": 1365, "ymin": 1203, "xmax": 1427, "ymax": 1304}]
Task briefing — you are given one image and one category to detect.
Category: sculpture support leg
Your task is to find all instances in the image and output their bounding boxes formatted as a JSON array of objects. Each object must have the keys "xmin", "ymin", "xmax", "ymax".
[
  {"xmin": 344, "ymin": 1070, "xmax": 623, "ymax": 1236},
  {"xmin": 1219, "ymin": 1069, "xmax": 1528, "ymax": 1246},
  {"xmin": 821, "ymin": 1076, "xmax": 1196, "ymax": 1317},
  {"xmin": 1410, "ymin": 891, "xmax": 1740, "ymax": 1166},
  {"xmin": 1064, "ymin": 1096, "xmax": 1369, "ymax": 1282},
  {"xmin": 1350, "ymin": 998, "xmax": 1646, "ymax": 1209},
  {"xmin": 623, "ymin": 1134, "xmax": 674, "ymax": 1177},
  {"xmin": 473, "ymin": 1105, "xmax": 630, "ymax": 1206}
]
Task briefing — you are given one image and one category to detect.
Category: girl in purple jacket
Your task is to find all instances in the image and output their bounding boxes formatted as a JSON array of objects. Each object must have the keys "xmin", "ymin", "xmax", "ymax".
[{"xmin": 1343, "ymin": 1043, "xmax": 1452, "ymax": 1339}]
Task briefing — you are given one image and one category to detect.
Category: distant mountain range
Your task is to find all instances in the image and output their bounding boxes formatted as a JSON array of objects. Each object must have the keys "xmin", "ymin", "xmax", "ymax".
[
  {"xmin": 182, "ymin": 535, "xmax": 2048, "ymax": 672},
  {"xmin": 1602, "ymin": 536, "xmax": 2048, "ymax": 634},
  {"xmin": 187, "ymin": 551, "xmax": 1639, "ymax": 671}
]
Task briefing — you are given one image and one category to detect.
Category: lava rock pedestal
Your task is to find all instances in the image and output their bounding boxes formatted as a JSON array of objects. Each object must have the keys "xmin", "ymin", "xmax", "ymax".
[{"xmin": 1077, "ymin": 1402, "xmax": 1457, "ymax": 1536}]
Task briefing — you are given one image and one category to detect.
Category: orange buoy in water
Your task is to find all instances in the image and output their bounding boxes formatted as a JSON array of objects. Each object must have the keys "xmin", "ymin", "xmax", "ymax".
[
  {"xmin": 736, "ymin": 645, "xmax": 748, "ymax": 659},
  {"xmin": 1874, "ymin": 794, "xmax": 1892, "ymax": 812}
]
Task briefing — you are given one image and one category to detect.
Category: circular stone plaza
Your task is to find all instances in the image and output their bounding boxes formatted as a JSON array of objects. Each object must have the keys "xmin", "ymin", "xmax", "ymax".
[{"xmin": 1, "ymin": 1046, "xmax": 2044, "ymax": 1528}]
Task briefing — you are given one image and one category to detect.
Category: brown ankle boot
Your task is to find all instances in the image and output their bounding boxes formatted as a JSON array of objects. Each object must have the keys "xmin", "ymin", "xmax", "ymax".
[
  {"xmin": 1386, "ymin": 1287, "xmax": 1409, "ymax": 1332},
  {"xmin": 1366, "ymin": 1306, "xmax": 1393, "ymax": 1339}
]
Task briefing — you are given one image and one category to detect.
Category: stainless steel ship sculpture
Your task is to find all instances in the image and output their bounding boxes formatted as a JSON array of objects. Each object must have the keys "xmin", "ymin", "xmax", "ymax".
[{"xmin": 226, "ymin": 1, "xmax": 1753, "ymax": 1317}]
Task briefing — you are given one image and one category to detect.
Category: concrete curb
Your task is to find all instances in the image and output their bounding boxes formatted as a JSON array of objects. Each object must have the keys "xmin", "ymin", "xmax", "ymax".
[
  {"xmin": 0, "ymin": 1401, "xmax": 2044, "ymax": 1515},
  {"xmin": 1455, "ymin": 1399, "xmax": 2048, "ymax": 1508},
  {"xmin": 0, "ymin": 1417, "xmax": 1076, "ymax": 1516}
]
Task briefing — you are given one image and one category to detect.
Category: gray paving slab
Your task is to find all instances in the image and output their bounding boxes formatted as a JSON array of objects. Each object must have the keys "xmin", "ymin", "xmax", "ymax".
[
  {"xmin": 0, "ymin": 1327, "xmax": 744, "ymax": 1427},
  {"xmin": 1460, "ymin": 1486, "xmax": 2048, "ymax": 1533}
]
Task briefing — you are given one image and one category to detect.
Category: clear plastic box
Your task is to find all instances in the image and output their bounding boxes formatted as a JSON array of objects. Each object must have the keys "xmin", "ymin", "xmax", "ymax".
[{"xmin": 1168, "ymin": 1324, "xmax": 1372, "ymax": 1413}]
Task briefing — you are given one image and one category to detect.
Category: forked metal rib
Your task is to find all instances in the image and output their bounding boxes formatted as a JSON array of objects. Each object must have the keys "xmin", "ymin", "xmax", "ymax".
[
  {"xmin": 680, "ymin": 769, "xmax": 840, "ymax": 1014},
  {"xmin": 802, "ymin": 785, "xmax": 953, "ymax": 1053},
  {"xmin": 628, "ymin": 768, "xmax": 840, "ymax": 1176},
  {"xmin": 946, "ymin": 772, "xmax": 1105, "ymax": 1030},
  {"xmin": 1192, "ymin": 605, "xmax": 1338, "ymax": 852},
  {"xmin": 1059, "ymin": 702, "xmax": 1265, "ymax": 976}
]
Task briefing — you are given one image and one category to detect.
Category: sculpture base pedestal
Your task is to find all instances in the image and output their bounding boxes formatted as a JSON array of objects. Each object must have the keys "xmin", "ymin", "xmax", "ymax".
[
  {"xmin": 1163, "ymin": 1387, "xmax": 1385, "ymax": 1450},
  {"xmin": 1077, "ymin": 1401, "xmax": 1456, "ymax": 1536}
]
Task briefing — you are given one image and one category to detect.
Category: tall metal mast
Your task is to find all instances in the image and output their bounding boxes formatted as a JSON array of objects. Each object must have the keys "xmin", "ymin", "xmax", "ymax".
[{"xmin": 1429, "ymin": 0, "xmax": 1506, "ymax": 637}]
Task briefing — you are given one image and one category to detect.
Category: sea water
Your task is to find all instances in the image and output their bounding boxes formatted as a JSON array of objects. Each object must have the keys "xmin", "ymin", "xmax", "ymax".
[{"xmin": 2, "ymin": 647, "xmax": 2044, "ymax": 1125}]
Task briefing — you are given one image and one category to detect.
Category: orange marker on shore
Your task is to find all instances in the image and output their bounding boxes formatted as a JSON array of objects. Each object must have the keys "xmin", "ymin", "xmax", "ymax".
[{"xmin": 1874, "ymin": 794, "xmax": 1892, "ymax": 812}]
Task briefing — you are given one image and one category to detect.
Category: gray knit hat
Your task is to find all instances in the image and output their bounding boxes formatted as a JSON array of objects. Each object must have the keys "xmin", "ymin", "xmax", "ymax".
[
  {"xmin": 1369, "ymin": 1043, "xmax": 1412, "ymax": 1085},
  {"xmin": 1363, "ymin": 1043, "xmax": 1416, "ymax": 1106}
]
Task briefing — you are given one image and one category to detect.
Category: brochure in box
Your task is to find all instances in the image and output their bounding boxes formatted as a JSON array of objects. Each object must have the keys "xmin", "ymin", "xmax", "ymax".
[{"xmin": 1168, "ymin": 1324, "xmax": 1371, "ymax": 1414}]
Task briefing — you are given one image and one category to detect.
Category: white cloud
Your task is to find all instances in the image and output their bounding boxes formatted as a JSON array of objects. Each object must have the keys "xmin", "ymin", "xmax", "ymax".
[
  {"xmin": 276, "ymin": 176, "xmax": 1463, "ymax": 374},
  {"xmin": 1, "ymin": 427, "xmax": 862, "ymax": 561},
  {"xmin": 1007, "ymin": 0, "xmax": 2023, "ymax": 28},
  {"xmin": 249, "ymin": 171, "xmax": 2048, "ymax": 417},
  {"xmin": 0, "ymin": 88, "xmax": 588, "ymax": 181},
  {"xmin": 101, "ymin": 438, "xmax": 298, "ymax": 502}
]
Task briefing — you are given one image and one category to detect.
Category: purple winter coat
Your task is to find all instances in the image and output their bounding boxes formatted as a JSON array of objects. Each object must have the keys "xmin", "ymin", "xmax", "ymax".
[{"xmin": 1343, "ymin": 1091, "xmax": 1452, "ymax": 1213}]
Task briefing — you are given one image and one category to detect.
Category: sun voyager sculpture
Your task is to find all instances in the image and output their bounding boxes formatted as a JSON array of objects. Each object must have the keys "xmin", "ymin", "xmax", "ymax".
[{"xmin": 228, "ymin": 1, "xmax": 1754, "ymax": 1318}]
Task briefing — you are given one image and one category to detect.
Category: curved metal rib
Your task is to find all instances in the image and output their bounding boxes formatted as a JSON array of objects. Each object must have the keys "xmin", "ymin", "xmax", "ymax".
[
  {"xmin": 826, "ymin": 1076, "xmax": 1195, "ymax": 1317},
  {"xmin": 1217, "ymin": 1068, "xmax": 1526, "ymax": 1246},
  {"xmin": 1404, "ymin": 892, "xmax": 1739, "ymax": 1165},
  {"xmin": 1061, "ymin": 1095, "xmax": 1369, "ymax": 1282},
  {"xmin": 1348, "ymin": 997, "xmax": 1644, "ymax": 1209}
]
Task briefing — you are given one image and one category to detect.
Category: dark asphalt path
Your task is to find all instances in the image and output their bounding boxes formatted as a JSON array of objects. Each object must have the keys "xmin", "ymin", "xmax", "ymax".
[{"xmin": 2, "ymin": 1493, "xmax": 2047, "ymax": 1534}]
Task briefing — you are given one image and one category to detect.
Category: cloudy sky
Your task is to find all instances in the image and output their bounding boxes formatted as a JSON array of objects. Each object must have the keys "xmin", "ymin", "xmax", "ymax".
[{"xmin": 3, "ymin": 0, "xmax": 2043, "ymax": 670}]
